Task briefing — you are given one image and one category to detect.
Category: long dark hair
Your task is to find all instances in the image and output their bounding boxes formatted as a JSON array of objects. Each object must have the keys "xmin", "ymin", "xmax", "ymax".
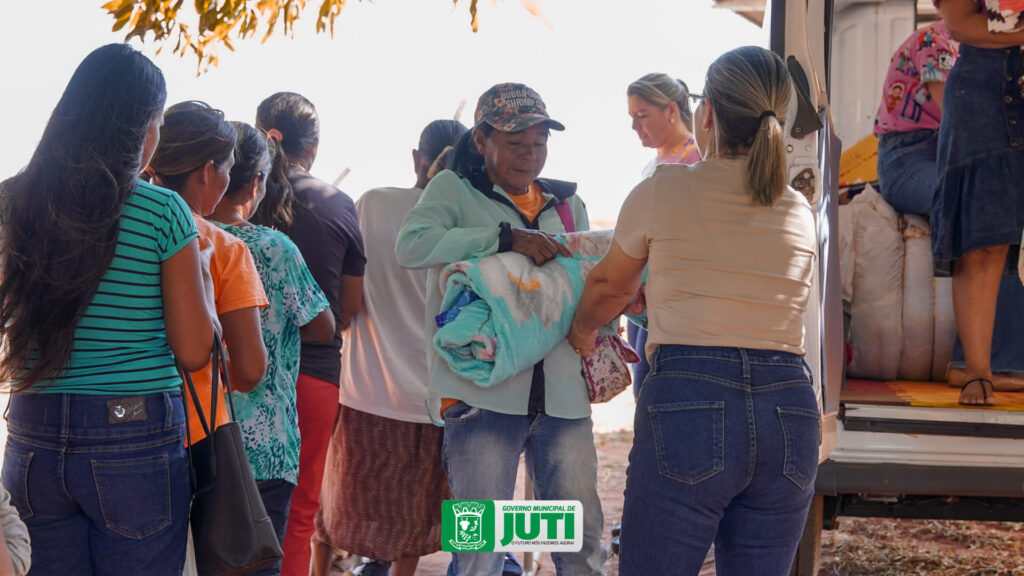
[
  {"xmin": 249, "ymin": 134, "xmax": 295, "ymax": 230},
  {"xmin": 0, "ymin": 44, "xmax": 166, "ymax": 391},
  {"xmin": 225, "ymin": 121, "xmax": 269, "ymax": 199},
  {"xmin": 447, "ymin": 123, "xmax": 493, "ymax": 178}
]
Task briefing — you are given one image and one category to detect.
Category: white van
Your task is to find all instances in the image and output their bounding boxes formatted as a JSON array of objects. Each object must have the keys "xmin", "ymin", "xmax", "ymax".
[{"xmin": 714, "ymin": 0, "xmax": 1024, "ymax": 573}]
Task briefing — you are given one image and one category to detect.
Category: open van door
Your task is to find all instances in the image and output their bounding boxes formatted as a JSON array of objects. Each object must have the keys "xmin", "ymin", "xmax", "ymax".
[
  {"xmin": 717, "ymin": 1, "xmax": 1024, "ymax": 574},
  {"xmin": 714, "ymin": 0, "xmax": 845, "ymax": 468}
]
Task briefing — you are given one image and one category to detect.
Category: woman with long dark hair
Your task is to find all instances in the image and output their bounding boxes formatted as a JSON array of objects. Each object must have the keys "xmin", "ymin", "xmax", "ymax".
[{"xmin": 0, "ymin": 44, "xmax": 213, "ymax": 575}]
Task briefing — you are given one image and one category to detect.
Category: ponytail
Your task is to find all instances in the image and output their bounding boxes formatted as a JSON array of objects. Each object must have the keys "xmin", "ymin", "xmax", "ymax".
[
  {"xmin": 704, "ymin": 46, "xmax": 792, "ymax": 206},
  {"xmin": 746, "ymin": 112, "xmax": 788, "ymax": 206},
  {"xmin": 447, "ymin": 124, "xmax": 492, "ymax": 178},
  {"xmin": 251, "ymin": 137, "xmax": 295, "ymax": 231}
]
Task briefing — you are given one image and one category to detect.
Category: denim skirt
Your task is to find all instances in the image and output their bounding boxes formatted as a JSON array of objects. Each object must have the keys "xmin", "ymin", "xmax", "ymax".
[{"xmin": 932, "ymin": 44, "xmax": 1024, "ymax": 276}]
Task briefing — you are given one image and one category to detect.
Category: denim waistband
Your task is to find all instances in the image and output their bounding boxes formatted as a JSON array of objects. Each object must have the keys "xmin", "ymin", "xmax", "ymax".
[
  {"xmin": 959, "ymin": 43, "xmax": 1024, "ymax": 62},
  {"xmin": 650, "ymin": 345, "xmax": 811, "ymax": 391},
  {"xmin": 878, "ymin": 129, "xmax": 937, "ymax": 149},
  {"xmin": 6, "ymin": 392, "xmax": 184, "ymax": 443},
  {"xmin": 652, "ymin": 345, "xmax": 804, "ymax": 366}
]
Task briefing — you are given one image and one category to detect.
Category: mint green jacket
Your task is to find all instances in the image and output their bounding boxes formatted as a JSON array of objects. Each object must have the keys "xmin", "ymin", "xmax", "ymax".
[{"xmin": 395, "ymin": 168, "xmax": 591, "ymax": 423}]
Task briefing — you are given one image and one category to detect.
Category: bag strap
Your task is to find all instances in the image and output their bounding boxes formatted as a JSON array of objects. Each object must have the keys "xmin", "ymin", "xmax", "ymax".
[
  {"xmin": 555, "ymin": 201, "xmax": 575, "ymax": 233},
  {"xmin": 179, "ymin": 330, "xmax": 234, "ymax": 492},
  {"xmin": 213, "ymin": 335, "xmax": 238, "ymax": 422},
  {"xmin": 180, "ymin": 362, "xmax": 208, "ymax": 494}
]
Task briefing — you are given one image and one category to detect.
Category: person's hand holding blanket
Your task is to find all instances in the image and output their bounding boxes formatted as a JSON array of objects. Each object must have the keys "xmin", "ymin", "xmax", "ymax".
[{"xmin": 512, "ymin": 228, "xmax": 571, "ymax": 265}]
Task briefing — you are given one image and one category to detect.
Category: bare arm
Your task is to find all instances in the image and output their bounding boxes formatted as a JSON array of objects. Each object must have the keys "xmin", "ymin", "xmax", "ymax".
[
  {"xmin": 300, "ymin": 307, "xmax": 336, "ymax": 342},
  {"xmin": 940, "ymin": 0, "xmax": 1024, "ymax": 47},
  {"xmin": 338, "ymin": 274, "xmax": 364, "ymax": 330},
  {"xmin": 161, "ymin": 239, "xmax": 214, "ymax": 371},
  {"xmin": 925, "ymin": 81, "xmax": 945, "ymax": 113},
  {"xmin": 219, "ymin": 306, "xmax": 267, "ymax": 393},
  {"xmin": 568, "ymin": 241, "xmax": 647, "ymax": 356}
]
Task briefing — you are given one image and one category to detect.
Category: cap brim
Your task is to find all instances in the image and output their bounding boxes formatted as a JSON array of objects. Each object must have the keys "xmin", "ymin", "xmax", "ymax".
[{"xmin": 482, "ymin": 115, "xmax": 565, "ymax": 132}]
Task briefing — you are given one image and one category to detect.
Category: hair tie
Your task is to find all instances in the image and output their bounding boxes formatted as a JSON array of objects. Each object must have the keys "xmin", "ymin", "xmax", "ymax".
[
  {"xmin": 266, "ymin": 128, "xmax": 284, "ymax": 143},
  {"xmin": 758, "ymin": 110, "xmax": 777, "ymax": 121}
]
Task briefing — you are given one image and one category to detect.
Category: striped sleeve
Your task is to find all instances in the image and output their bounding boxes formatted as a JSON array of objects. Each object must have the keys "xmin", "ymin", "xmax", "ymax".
[{"xmin": 155, "ymin": 187, "xmax": 199, "ymax": 260}]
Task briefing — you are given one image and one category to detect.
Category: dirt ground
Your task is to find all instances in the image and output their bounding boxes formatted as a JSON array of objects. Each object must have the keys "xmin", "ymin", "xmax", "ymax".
[{"xmin": 326, "ymin": 392, "xmax": 1024, "ymax": 576}]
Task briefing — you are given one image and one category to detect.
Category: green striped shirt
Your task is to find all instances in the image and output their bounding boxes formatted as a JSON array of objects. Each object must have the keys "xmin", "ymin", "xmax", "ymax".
[{"xmin": 39, "ymin": 180, "xmax": 199, "ymax": 394}]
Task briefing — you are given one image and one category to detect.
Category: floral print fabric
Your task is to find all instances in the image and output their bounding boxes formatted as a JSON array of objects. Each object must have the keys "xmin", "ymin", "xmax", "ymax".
[
  {"xmin": 216, "ymin": 222, "xmax": 330, "ymax": 483},
  {"xmin": 875, "ymin": 21, "xmax": 958, "ymax": 135}
]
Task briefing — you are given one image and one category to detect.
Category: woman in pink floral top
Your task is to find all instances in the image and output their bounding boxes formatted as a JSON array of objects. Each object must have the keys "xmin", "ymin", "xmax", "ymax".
[
  {"xmin": 625, "ymin": 73, "xmax": 702, "ymax": 401},
  {"xmin": 933, "ymin": 0, "xmax": 1024, "ymax": 405},
  {"xmin": 627, "ymin": 73, "xmax": 702, "ymax": 178},
  {"xmin": 874, "ymin": 21, "xmax": 957, "ymax": 214}
]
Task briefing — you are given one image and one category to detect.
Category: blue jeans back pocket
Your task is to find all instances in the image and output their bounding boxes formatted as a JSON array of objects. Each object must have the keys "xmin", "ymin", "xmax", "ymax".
[
  {"xmin": 777, "ymin": 406, "xmax": 821, "ymax": 490},
  {"xmin": 2, "ymin": 445, "xmax": 34, "ymax": 520},
  {"xmin": 92, "ymin": 454, "xmax": 172, "ymax": 539},
  {"xmin": 648, "ymin": 401, "xmax": 724, "ymax": 485}
]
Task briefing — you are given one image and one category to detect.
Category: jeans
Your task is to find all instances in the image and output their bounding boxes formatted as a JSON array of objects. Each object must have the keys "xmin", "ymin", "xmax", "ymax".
[
  {"xmin": 876, "ymin": 129, "xmax": 938, "ymax": 216},
  {"xmin": 619, "ymin": 345, "xmax": 819, "ymax": 576},
  {"xmin": 249, "ymin": 479, "xmax": 295, "ymax": 576},
  {"xmin": 626, "ymin": 322, "xmax": 650, "ymax": 399},
  {"xmin": 441, "ymin": 404, "xmax": 606, "ymax": 576},
  {"xmin": 2, "ymin": 392, "xmax": 191, "ymax": 576}
]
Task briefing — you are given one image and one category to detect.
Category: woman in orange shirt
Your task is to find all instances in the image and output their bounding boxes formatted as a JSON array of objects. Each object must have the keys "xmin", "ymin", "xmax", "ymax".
[{"xmin": 147, "ymin": 101, "xmax": 269, "ymax": 441}]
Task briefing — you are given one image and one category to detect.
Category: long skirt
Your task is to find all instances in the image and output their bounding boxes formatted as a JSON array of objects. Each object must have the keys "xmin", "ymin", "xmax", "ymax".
[{"xmin": 313, "ymin": 403, "xmax": 449, "ymax": 561}]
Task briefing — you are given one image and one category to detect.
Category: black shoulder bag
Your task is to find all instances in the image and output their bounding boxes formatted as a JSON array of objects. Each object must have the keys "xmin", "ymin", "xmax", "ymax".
[{"xmin": 181, "ymin": 335, "xmax": 284, "ymax": 576}]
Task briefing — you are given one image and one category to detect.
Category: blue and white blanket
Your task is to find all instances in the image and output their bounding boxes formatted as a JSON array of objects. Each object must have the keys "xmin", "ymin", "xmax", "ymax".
[{"xmin": 434, "ymin": 230, "xmax": 643, "ymax": 387}]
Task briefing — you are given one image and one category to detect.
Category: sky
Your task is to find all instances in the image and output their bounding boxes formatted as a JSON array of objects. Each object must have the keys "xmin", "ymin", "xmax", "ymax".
[{"xmin": 0, "ymin": 0, "xmax": 767, "ymax": 221}]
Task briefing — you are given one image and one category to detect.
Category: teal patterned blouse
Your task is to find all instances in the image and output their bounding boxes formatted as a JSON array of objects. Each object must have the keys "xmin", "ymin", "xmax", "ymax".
[{"xmin": 215, "ymin": 222, "xmax": 330, "ymax": 483}]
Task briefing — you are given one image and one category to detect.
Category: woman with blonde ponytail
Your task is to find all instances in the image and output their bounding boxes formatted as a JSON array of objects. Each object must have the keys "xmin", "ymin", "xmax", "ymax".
[{"xmin": 570, "ymin": 46, "xmax": 818, "ymax": 575}]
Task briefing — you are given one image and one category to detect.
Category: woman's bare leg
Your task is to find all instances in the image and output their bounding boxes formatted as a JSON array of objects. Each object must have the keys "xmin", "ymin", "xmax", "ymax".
[
  {"xmin": 952, "ymin": 245, "xmax": 1008, "ymax": 404},
  {"xmin": 390, "ymin": 557, "xmax": 419, "ymax": 576},
  {"xmin": 310, "ymin": 541, "xmax": 334, "ymax": 576}
]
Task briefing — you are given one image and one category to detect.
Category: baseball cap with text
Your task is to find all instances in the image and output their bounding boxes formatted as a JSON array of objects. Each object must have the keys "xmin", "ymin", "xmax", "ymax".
[{"xmin": 475, "ymin": 83, "xmax": 565, "ymax": 133}]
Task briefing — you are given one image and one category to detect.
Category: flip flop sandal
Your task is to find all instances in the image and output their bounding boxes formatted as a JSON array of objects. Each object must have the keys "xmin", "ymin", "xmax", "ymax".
[{"xmin": 959, "ymin": 377, "xmax": 994, "ymax": 406}]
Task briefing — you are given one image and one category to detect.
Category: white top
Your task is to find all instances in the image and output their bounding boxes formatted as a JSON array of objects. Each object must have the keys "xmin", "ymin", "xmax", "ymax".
[
  {"xmin": 614, "ymin": 158, "xmax": 817, "ymax": 358},
  {"xmin": 339, "ymin": 186, "xmax": 431, "ymax": 423}
]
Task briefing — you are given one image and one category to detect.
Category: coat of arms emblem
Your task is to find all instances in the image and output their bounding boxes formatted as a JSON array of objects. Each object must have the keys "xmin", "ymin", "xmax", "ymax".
[{"xmin": 449, "ymin": 502, "xmax": 488, "ymax": 551}]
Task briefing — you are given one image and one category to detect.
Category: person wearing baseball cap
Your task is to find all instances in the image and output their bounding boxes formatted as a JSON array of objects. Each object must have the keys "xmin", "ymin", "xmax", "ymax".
[{"xmin": 396, "ymin": 83, "xmax": 607, "ymax": 576}]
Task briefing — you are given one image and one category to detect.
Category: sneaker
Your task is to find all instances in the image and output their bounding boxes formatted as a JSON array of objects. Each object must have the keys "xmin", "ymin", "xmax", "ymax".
[
  {"xmin": 352, "ymin": 559, "xmax": 391, "ymax": 576},
  {"xmin": 502, "ymin": 552, "xmax": 523, "ymax": 576}
]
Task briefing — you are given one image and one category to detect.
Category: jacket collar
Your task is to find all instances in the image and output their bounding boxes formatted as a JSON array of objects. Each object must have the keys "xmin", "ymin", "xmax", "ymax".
[{"xmin": 466, "ymin": 165, "xmax": 577, "ymax": 204}]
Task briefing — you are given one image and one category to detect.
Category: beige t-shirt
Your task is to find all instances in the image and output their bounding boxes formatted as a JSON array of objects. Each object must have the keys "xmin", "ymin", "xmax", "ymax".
[{"xmin": 614, "ymin": 157, "xmax": 817, "ymax": 359}]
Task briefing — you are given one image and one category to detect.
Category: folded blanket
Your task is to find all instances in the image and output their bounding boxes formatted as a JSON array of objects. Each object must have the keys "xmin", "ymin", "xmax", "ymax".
[{"xmin": 434, "ymin": 229, "xmax": 637, "ymax": 387}]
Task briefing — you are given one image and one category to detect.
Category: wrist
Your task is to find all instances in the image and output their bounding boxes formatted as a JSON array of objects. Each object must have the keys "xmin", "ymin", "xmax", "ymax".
[{"xmin": 498, "ymin": 222, "xmax": 513, "ymax": 252}]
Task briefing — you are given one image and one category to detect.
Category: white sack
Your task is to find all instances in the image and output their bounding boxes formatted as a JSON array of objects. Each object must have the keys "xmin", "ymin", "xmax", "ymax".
[
  {"xmin": 848, "ymin": 184, "xmax": 904, "ymax": 380},
  {"xmin": 838, "ymin": 202, "xmax": 856, "ymax": 304},
  {"xmin": 898, "ymin": 214, "xmax": 934, "ymax": 380}
]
